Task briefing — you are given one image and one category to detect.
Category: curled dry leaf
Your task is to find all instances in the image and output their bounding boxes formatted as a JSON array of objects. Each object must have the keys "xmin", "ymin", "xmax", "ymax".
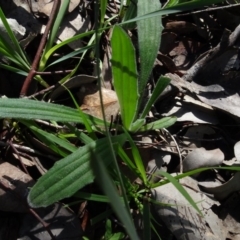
[
  {"xmin": 200, "ymin": 172, "xmax": 240, "ymax": 201},
  {"xmin": 0, "ymin": 161, "xmax": 35, "ymax": 212}
]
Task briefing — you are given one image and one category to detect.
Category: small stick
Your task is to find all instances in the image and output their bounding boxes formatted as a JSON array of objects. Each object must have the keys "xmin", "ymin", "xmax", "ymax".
[
  {"xmin": 8, "ymin": 141, "xmax": 29, "ymax": 175},
  {"xmin": 26, "ymin": 85, "xmax": 56, "ymax": 99},
  {"xmin": 20, "ymin": 0, "xmax": 61, "ymax": 97},
  {"xmin": 35, "ymin": 70, "xmax": 73, "ymax": 75}
]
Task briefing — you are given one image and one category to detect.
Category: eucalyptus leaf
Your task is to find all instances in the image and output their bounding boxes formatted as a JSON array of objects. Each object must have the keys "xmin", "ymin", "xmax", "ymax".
[{"xmin": 28, "ymin": 134, "xmax": 127, "ymax": 208}]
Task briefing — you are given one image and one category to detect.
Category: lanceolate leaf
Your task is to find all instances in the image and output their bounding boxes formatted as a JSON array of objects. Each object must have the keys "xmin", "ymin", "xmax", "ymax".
[
  {"xmin": 28, "ymin": 134, "xmax": 127, "ymax": 208},
  {"xmin": 137, "ymin": 0, "xmax": 163, "ymax": 97},
  {"xmin": 0, "ymin": 98, "xmax": 105, "ymax": 126},
  {"xmin": 139, "ymin": 117, "xmax": 177, "ymax": 132},
  {"xmin": 111, "ymin": 26, "xmax": 139, "ymax": 129}
]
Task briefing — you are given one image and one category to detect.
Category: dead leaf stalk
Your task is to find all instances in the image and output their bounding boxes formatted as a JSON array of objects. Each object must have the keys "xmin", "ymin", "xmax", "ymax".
[{"xmin": 20, "ymin": 0, "xmax": 61, "ymax": 97}]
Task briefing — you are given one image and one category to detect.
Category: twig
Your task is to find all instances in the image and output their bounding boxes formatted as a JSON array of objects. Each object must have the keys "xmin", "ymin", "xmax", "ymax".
[
  {"xmin": 0, "ymin": 141, "xmax": 58, "ymax": 161},
  {"xmin": 20, "ymin": 0, "xmax": 61, "ymax": 97},
  {"xmin": 26, "ymin": 85, "xmax": 56, "ymax": 99},
  {"xmin": 8, "ymin": 141, "xmax": 29, "ymax": 175},
  {"xmin": 35, "ymin": 70, "xmax": 73, "ymax": 75},
  {"xmin": 163, "ymin": 128, "xmax": 183, "ymax": 174}
]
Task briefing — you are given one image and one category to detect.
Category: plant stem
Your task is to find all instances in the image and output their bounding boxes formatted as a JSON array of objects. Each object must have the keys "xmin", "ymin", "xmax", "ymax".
[{"xmin": 20, "ymin": 0, "xmax": 61, "ymax": 97}]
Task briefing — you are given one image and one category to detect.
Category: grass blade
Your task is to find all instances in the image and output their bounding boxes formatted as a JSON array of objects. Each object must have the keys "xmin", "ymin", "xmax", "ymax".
[
  {"xmin": 45, "ymin": 0, "xmax": 69, "ymax": 52},
  {"xmin": 123, "ymin": 129, "xmax": 147, "ymax": 185},
  {"xmin": 21, "ymin": 120, "xmax": 77, "ymax": 156},
  {"xmin": 119, "ymin": 0, "xmax": 224, "ymax": 26},
  {"xmin": 111, "ymin": 26, "xmax": 139, "ymax": 129},
  {"xmin": 157, "ymin": 171, "xmax": 202, "ymax": 216},
  {"xmin": 91, "ymin": 150, "xmax": 140, "ymax": 240},
  {"xmin": 0, "ymin": 64, "xmax": 28, "ymax": 76},
  {"xmin": 140, "ymin": 76, "xmax": 171, "ymax": 118},
  {"xmin": 0, "ymin": 7, "xmax": 29, "ymax": 63},
  {"xmin": 45, "ymin": 45, "xmax": 94, "ymax": 69},
  {"xmin": 100, "ymin": 0, "xmax": 108, "ymax": 25}
]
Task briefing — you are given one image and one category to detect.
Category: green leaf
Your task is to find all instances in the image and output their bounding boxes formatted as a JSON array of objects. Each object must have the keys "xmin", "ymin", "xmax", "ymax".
[
  {"xmin": 137, "ymin": 0, "xmax": 163, "ymax": 97},
  {"xmin": 0, "ymin": 7, "xmax": 29, "ymax": 63},
  {"xmin": 129, "ymin": 118, "xmax": 145, "ymax": 132},
  {"xmin": 45, "ymin": 0, "xmax": 69, "ymax": 52},
  {"xmin": 21, "ymin": 120, "xmax": 77, "ymax": 157},
  {"xmin": 41, "ymin": 29, "xmax": 98, "ymax": 70},
  {"xmin": 164, "ymin": 0, "xmax": 180, "ymax": 7},
  {"xmin": 74, "ymin": 191, "xmax": 110, "ymax": 202},
  {"xmin": 122, "ymin": 0, "xmax": 137, "ymax": 29},
  {"xmin": 140, "ymin": 76, "xmax": 171, "ymax": 118},
  {"xmin": 45, "ymin": 45, "xmax": 94, "ymax": 69},
  {"xmin": 0, "ymin": 64, "xmax": 28, "ymax": 76},
  {"xmin": 123, "ymin": 129, "xmax": 147, "ymax": 184},
  {"xmin": 111, "ymin": 26, "xmax": 139, "ymax": 129},
  {"xmin": 100, "ymin": 0, "xmax": 108, "ymax": 25},
  {"xmin": 139, "ymin": 116, "xmax": 177, "ymax": 132},
  {"xmin": 0, "ymin": 98, "xmax": 105, "ymax": 127},
  {"xmin": 28, "ymin": 134, "xmax": 127, "ymax": 207},
  {"xmin": 115, "ymin": 144, "xmax": 138, "ymax": 174},
  {"xmin": 91, "ymin": 149, "xmax": 140, "ymax": 240}
]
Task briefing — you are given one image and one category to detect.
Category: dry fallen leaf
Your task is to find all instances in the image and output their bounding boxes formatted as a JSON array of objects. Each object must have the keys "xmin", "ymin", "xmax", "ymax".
[
  {"xmin": 0, "ymin": 161, "xmax": 35, "ymax": 212},
  {"xmin": 18, "ymin": 203, "xmax": 83, "ymax": 240},
  {"xmin": 152, "ymin": 176, "xmax": 226, "ymax": 240},
  {"xmin": 180, "ymin": 147, "xmax": 224, "ymax": 173},
  {"xmin": 78, "ymin": 83, "xmax": 119, "ymax": 121}
]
